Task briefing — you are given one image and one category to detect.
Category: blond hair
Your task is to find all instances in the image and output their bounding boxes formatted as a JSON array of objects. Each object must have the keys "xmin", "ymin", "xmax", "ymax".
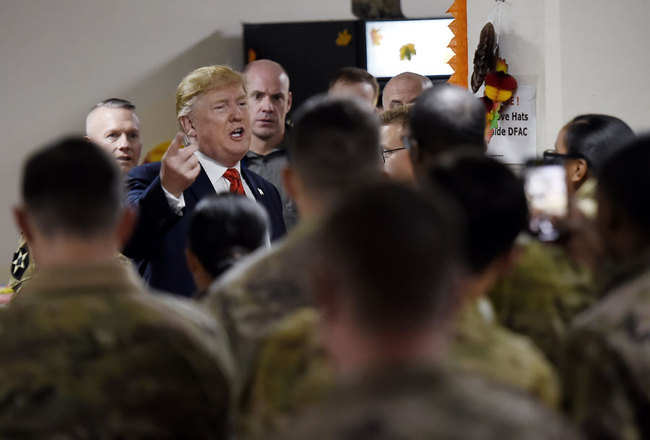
[{"xmin": 176, "ymin": 65, "xmax": 247, "ymax": 119}]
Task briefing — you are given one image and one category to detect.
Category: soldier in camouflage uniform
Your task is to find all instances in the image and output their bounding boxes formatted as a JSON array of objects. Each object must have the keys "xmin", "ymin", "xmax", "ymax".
[
  {"xmin": 0, "ymin": 137, "xmax": 233, "ymax": 438},
  {"xmin": 273, "ymin": 184, "xmax": 580, "ymax": 440},
  {"xmin": 491, "ymin": 114, "xmax": 635, "ymax": 367},
  {"xmin": 202, "ymin": 95, "xmax": 383, "ymax": 381},
  {"xmin": 489, "ymin": 238, "xmax": 597, "ymax": 365},
  {"xmin": 562, "ymin": 136, "xmax": 650, "ymax": 440}
]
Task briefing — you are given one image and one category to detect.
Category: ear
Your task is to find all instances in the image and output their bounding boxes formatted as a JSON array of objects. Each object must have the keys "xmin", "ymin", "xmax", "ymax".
[
  {"xmin": 13, "ymin": 206, "xmax": 33, "ymax": 242},
  {"xmin": 83, "ymin": 135, "xmax": 91, "ymax": 142},
  {"xmin": 286, "ymin": 91, "xmax": 293, "ymax": 113},
  {"xmin": 179, "ymin": 115, "xmax": 196, "ymax": 137},
  {"xmin": 569, "ymin": 158, "xmax": 589, "ymax": 185},
  {"xmin": 115, "ymin": 207, "xmax": 137, "ymax": 251}
]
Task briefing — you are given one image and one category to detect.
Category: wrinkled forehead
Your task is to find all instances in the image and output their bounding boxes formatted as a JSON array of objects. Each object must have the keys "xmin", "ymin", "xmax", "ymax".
[{"xmin": 86, "ymin": 106, "xmax": 140, "ymax": 132}]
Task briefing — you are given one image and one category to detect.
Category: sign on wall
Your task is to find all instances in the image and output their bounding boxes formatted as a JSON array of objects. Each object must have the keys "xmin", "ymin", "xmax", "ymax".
[{"xmin": 486, "ymin": 85, "xmax": 537, "ymax": 165}]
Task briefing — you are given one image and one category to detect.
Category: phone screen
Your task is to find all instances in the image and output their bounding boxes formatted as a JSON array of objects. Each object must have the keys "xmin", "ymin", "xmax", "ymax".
[{"xmin": 523, "ymin": 164, "xmax": 568, "ymax": 241}]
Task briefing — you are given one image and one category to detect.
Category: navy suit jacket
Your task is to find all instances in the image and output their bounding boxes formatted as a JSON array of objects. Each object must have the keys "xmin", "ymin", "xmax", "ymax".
[{"xmin": 123, "ymin": 162, "xmax": 286, "ymax": 297}]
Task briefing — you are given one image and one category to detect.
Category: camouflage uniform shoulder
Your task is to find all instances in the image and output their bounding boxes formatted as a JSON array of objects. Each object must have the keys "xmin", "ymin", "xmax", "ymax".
[
  {"xmin": 489, "ymin": 238, "xmax": 597, "ymax": 364},
  {"xmin": 447, "ymin": 298, "xmax": 560, "ymax": 408},
  {"xmin": 0, "ymin": 263, "xmax": 232, "ymax": 438},
  {"xmin": 274, "ymin": 367, "xmax": 581, "ymax": 440},
  {"xmin": 238, "ymin": 307, "xmax": 333, "ymax": 439},
  {"xmin": 202, "ymin": 221, "xmax": 321, "ymax": 376},
  {"xmin": 562, "ymin": 268, "xmax": 650, "ymax": 440}
]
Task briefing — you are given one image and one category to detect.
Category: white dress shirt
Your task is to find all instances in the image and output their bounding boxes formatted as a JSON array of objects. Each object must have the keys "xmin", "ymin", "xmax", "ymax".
[{"xmin": 162, "ymin": 150, "xmax": 256, "ymax": 214}]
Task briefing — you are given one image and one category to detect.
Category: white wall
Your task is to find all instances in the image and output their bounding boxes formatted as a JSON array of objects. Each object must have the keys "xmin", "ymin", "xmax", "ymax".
[
  {"xmin": 467, "ymin": 0, "xmax": 650, "ymax": 150},
  {"xmin": 0, "ymin": 0, "xmax": 451, "ymax": 265}
]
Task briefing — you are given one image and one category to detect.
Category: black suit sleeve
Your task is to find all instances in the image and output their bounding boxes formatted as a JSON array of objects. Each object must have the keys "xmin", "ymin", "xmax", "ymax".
[{"xmin": 123, "ymin": 163, "xmax": 183, "ymax": 261}]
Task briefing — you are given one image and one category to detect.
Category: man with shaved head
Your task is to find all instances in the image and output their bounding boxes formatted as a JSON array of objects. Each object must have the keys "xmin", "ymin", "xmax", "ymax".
[
  {"xmin": 243, "ymin": 59, "xmax": 297, "ymax": 228},
  {"xmin": 382, "ymin": 71, "xmax": 432, "ymax": 110}
]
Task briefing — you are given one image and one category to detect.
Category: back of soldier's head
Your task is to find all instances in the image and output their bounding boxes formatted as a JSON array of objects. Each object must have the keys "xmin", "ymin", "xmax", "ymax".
[
  {"xmin": 424, "ymin": 152, "xmax": 527, "ymax": 274},
  {"xmin": 318, "ymin": 183, "xmax": 460, "ymax": 333},
  {"xmin": 188, "ymin": 194, "xmax": 268, "ymax": 278},
  {"xmin": 288, "ymin": 95, "xmax": 382, "ymax": 201},
  {"xmin": 409, "ymin": 85, "xmax": 485, "ymax": 162},
  {"xmin": 21, "ymin": 137, "xmax": 122, "ymax": 238},
  {"xmin": 598, "ymin": 135, "xmax": 650, "ymax": 234}
]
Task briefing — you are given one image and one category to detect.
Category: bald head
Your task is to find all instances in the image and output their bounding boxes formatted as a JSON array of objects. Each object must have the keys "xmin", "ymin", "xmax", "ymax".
[
  {"xmin": 243, "ymin": 60, "xmax": 292, "ymax": 153},
  {"xmin": 409, "ymin": 85, "xmax": 486, "ymax": 168},
  {"xmin": 382, "ymin": 72, "xmax": 433, "ymax": 110}
]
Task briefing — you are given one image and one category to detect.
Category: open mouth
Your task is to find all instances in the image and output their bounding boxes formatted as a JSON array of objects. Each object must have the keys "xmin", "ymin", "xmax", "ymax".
[{"xmin": 230, "ymin": 127, "xmax": 245, "ymax": 139}]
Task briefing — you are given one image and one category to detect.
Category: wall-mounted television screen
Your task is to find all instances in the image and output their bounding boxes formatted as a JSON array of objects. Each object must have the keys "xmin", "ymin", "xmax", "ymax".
[{"xmin": 364, "ymin": 18, "xmax": 454, "ymax": 80}]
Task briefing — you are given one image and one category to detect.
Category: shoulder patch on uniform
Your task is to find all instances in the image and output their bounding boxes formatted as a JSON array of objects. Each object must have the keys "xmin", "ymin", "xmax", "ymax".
[{"xmin": 11, "ymin": 245, "xmax": 30, "ymax": 280}]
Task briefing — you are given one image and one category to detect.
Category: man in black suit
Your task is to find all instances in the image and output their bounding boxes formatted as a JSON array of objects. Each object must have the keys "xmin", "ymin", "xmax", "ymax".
[{"xmin": 125, "ymin": 65, "xmax": 285, "ymax": 297}]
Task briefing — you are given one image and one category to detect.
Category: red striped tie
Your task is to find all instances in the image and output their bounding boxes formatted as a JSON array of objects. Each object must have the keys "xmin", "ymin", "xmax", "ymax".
[{"xmin": 223, "ymin": 168, "xmax": 246, "ymax": 195}]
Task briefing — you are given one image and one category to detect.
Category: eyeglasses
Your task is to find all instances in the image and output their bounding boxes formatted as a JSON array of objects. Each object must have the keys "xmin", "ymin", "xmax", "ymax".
[
  {"xmin": 542, "ymin": 149, "xmax": 586, "ymax": 165},
  {"xmin": 381, "ymin": 147, "xmax": 407, "ymax": 163}
]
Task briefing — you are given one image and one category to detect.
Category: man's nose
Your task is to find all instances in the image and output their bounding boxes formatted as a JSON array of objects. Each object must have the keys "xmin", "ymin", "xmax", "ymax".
[
  {"xmin": 231, "ymin": 103, "xmax": 244, "ymax": 121},
  {"xmin": 259, "ymin": 96, "xmax": 273, "ymax": 112},
  {"xmin": 117, "ymin": 133, "xmax": 130, "ymax": 148}
]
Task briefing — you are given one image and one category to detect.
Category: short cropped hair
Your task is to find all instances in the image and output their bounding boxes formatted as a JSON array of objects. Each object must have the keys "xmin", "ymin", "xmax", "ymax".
[
  {"xmin": 562, "ymin": 114, "xmax": 635, "ymax": 176},
  {"xmin": 329, "ymin": 67, "xmax": 379, "ymax": 106},
  {"xmin": 21, "ymin": 137, "xmax": 123, "ymax": 237},
  {"xmin": 379, "ymin": 104, "xmax": 412, "ymax": 127},
  {"xmin": 318, "ymin": 183, "xmax": 460, "ymax": 332},
  {"xmin": 424, "ymin": 152, "xmax": 527, "ymax": 274},
  {"xmin": 287, "ymin": 95, "xmax": 382, "ymax": 201},
  {"xmin": 88, "ymin": 98, "xmax": 135, "ymax": 114},
  {"xmin": 176, "ymin": 65, "xmax": 246, "ymax": 119},
  {"xmin": 188, "ymin": 194, "xmax": 269, "ymax": 279},
  {"xmin": 598, "ymin": 135, "xmax": 650, "ymax": 233},
  {"xmin": 410, "ymin": 85, "xmax": 485, "ymax": 156}
]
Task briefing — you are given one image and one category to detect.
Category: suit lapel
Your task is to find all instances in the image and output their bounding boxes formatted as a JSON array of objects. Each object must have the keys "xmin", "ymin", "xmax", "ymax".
[
  {"xmin": 186, "ymin": 165, "xmax": 216, "ymax": 206},
  {"xmin": 241, "ymin": 167, "xmax": 263, "ymax": 201}
]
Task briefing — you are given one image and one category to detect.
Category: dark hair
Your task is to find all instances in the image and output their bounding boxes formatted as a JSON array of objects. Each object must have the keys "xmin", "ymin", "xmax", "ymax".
[
  {"xmin": 21, "ymin": 137, "xmax": 123, "ymax": 237},
  {"xmin": 287, "ymin": 95, "xmax": 382, "ymax": 201},
  {"xmin": 424, "ymin": 152, "xmax": 527, "ymax": 274},
  {"xmin": 598, "ymin": 134, "xmax": 650, "ymax": 233},
  {"xmin": 562, "ymin": 114, "xmax": 635, "ymax": 176},
  {"xmin": 318, "ymin": 183, "xmax": 460, "ymax": 332},
  {"xmin": 329, "ymin": 67, "xmax": 379, "ymax": 103},
  {"xmin": 89, "ymin": 98, "xmax": 136, "ymax": 113},
  {"xmin": 188, "ymin": 194, "xmax": 268, "ymax": 279},
  {"xmin": 409, "ymin": 85, "xmax": 485, "ymax": 157}
]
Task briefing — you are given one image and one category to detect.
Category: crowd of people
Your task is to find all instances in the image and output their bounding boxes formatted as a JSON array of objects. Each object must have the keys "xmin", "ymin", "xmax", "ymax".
[{"xmin": 1, "ymin": 59, "xmax": 648, "ymax": 439}]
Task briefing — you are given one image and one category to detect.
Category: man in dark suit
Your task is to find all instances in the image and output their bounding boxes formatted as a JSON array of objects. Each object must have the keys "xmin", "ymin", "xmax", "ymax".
[{"xmin": 125, "ymin": 65, "xmax": 285, "ymax": 297}]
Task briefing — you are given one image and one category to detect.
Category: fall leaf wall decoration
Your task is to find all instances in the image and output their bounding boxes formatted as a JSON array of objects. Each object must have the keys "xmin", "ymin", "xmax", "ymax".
[{"xmin": 446, "ymin": 0, "xmax": 468, "ymax": 88}]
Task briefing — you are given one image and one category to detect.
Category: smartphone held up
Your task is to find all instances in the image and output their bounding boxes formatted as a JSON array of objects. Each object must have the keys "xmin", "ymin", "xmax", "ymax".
[{"xmin": 523, "ymin": 161, "xmax": 568, "ymax": 242}]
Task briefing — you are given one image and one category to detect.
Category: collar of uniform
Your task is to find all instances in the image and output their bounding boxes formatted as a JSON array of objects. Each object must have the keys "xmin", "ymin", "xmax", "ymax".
[
  {"xmin": 195, "ymin": 150, "xmax": 242, "ymax": 188},
  {"xmin": 18, "ymin": 261, "xmax": 144, "ymax": 298}
]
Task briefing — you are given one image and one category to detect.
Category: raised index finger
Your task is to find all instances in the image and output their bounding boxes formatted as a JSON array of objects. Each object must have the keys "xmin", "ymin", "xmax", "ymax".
[{"xmin": 165, "ymin": 132, "xmax": 186, "ymax": 157}]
